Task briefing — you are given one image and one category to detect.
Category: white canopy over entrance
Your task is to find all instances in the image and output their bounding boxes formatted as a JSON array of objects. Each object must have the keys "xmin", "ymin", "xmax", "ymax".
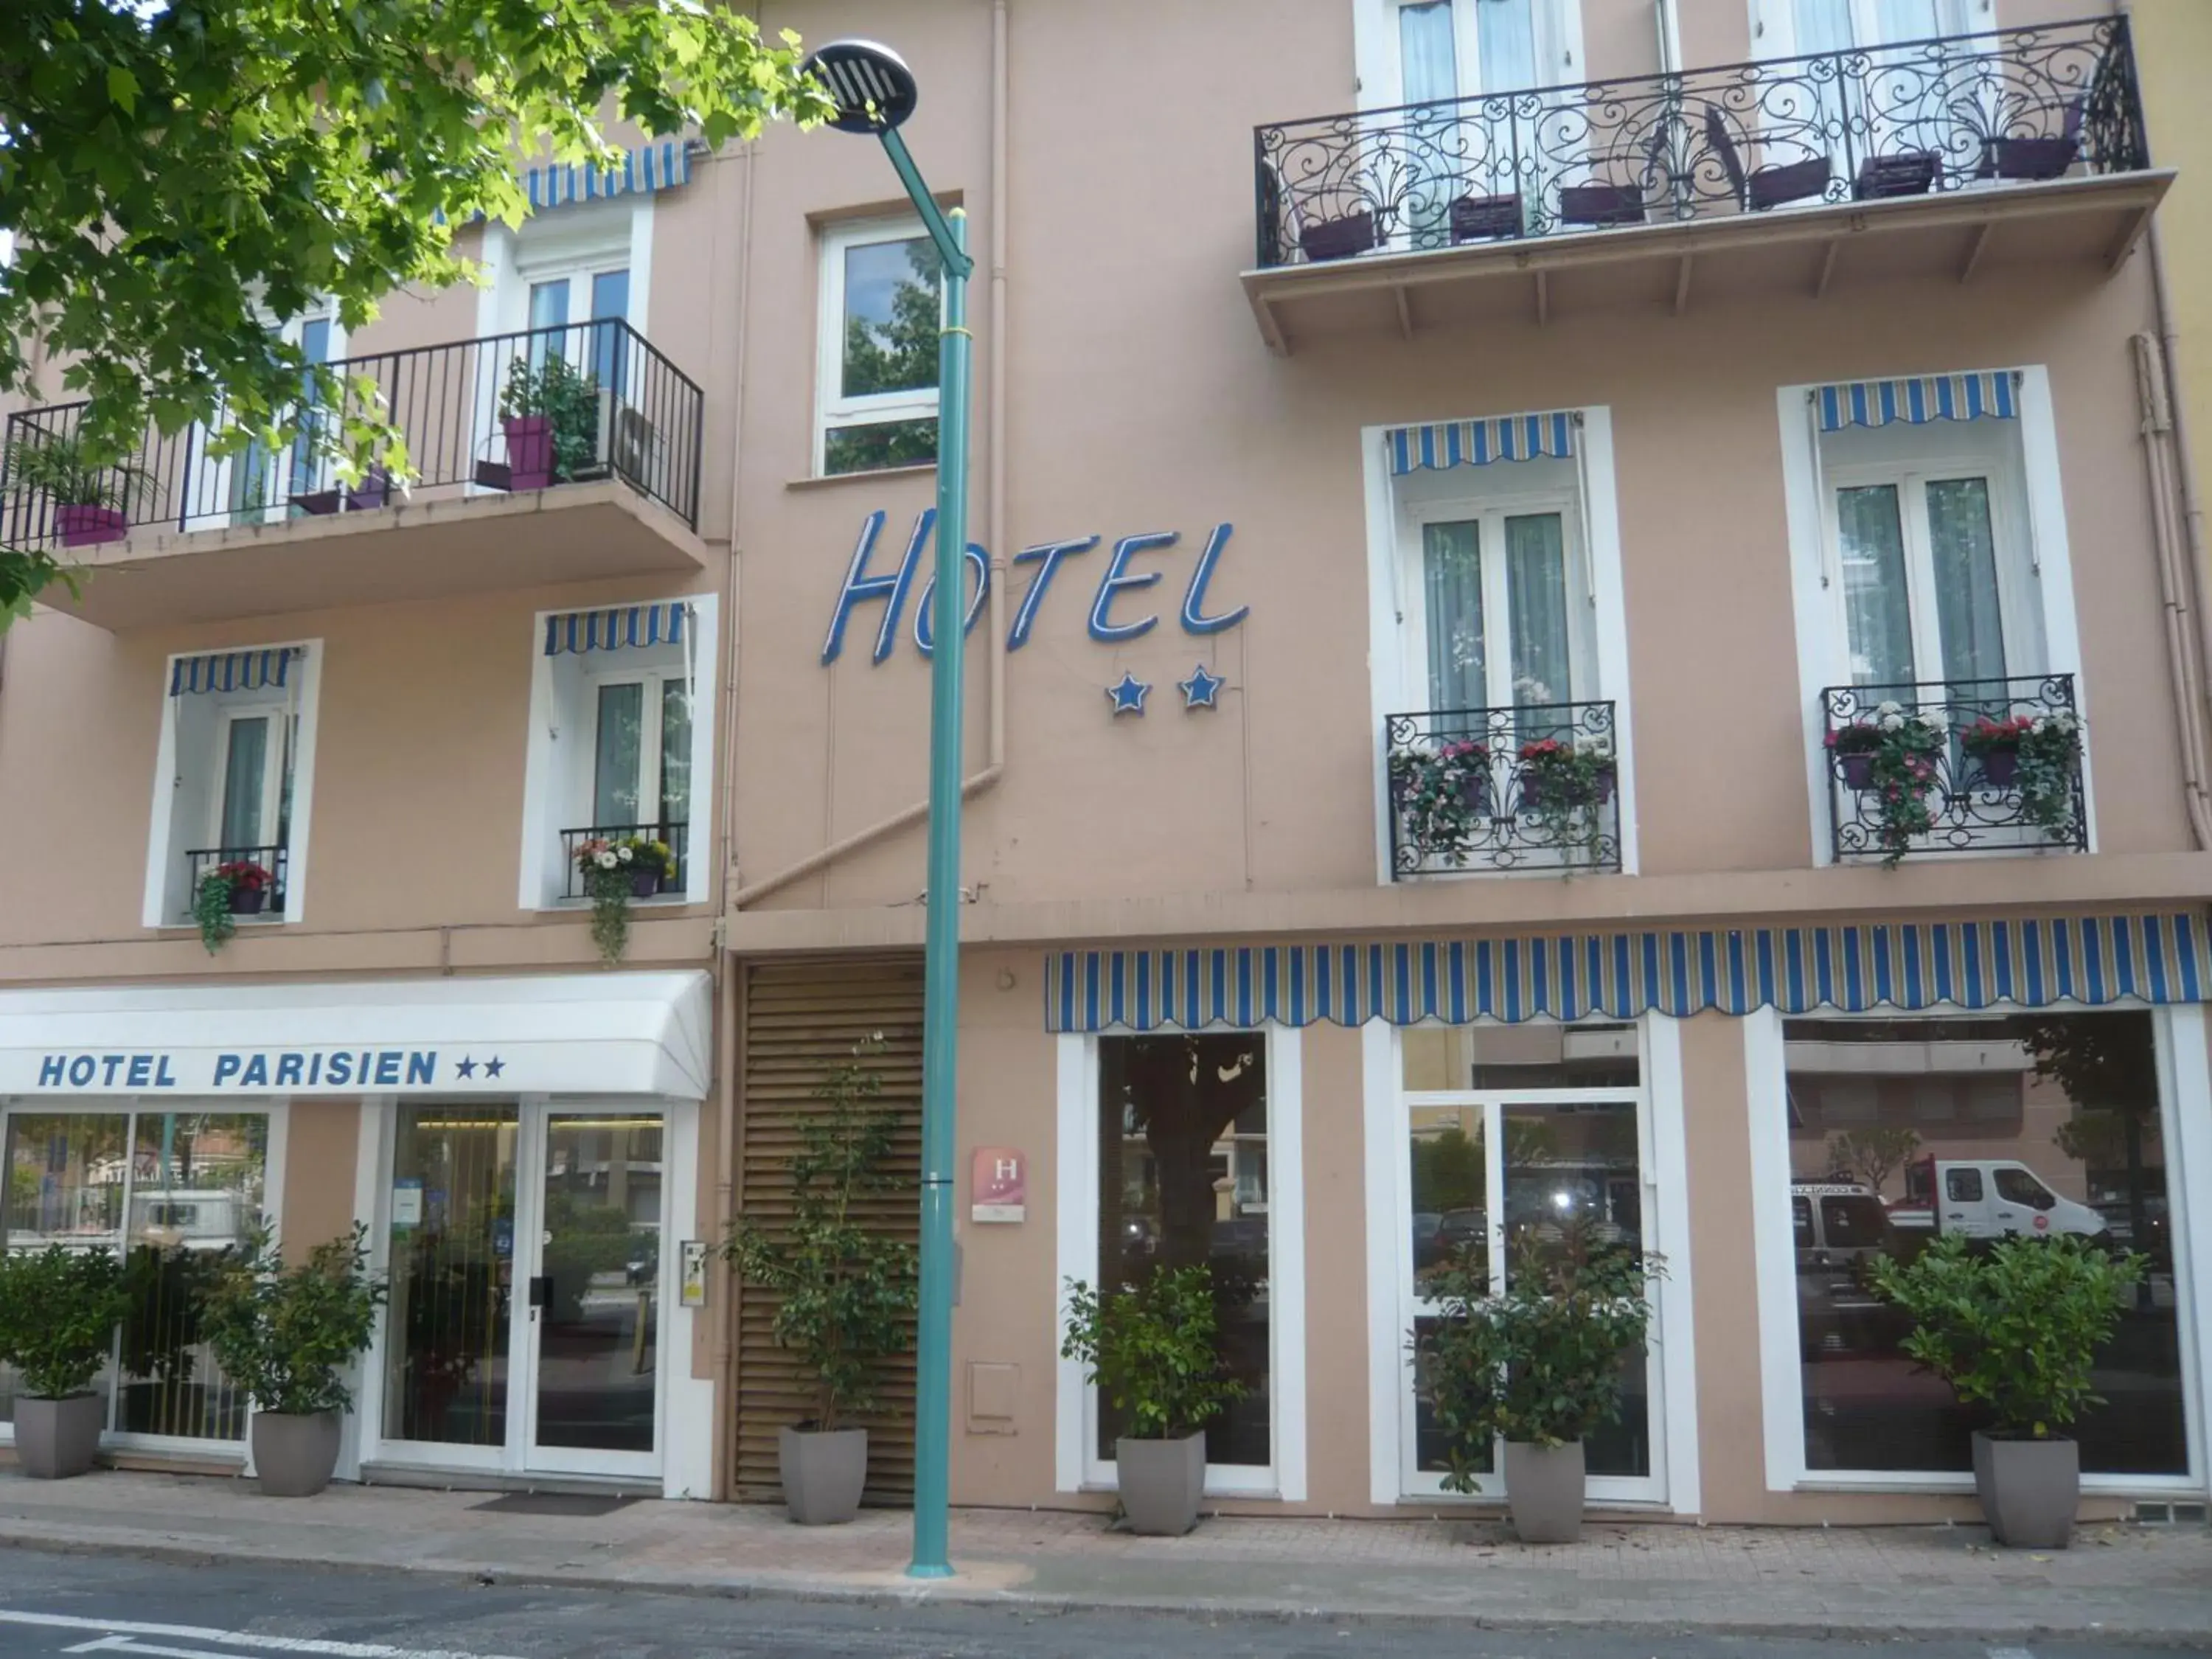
[{"xmin": 0, "ymin": 971, "xmax": 712, "ymax": 1100}]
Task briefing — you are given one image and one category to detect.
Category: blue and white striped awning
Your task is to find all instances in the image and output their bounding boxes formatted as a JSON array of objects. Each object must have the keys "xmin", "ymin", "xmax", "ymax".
[
  {"xmin": 1387, "ymin": 411, "xmax": 1577, "ymax": 476},
  {"xmin": 1817, "ymin": 373, "xmax": 2018, "ymax": 431},
  {"xmin": 169, "ymin": 648, "xmax": 298, "ymax": 698},
  {"xmin": 524, "ymin": 141, "xmax": 694, "ymax": 213},
  {"xmin": 1046, "ymin": 914, "xmax": 2208, "ymax": 1032},
  {"xmin": 543, "ymin": 602, "xmax": 690, "ymax": 657}
]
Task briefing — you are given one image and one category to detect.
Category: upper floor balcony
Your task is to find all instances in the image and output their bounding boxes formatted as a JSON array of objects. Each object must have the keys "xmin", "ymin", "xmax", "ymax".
[
  {"xmin": 1, "ymin": 318, "xmax": 708, "ymax": 629},
  {"xmin": 1246, "ymin": 15, "xmax": 2163, "ymax": 352}
]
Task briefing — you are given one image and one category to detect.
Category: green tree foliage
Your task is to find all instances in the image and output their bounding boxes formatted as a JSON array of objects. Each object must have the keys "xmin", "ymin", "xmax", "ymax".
[
  {"xmin": 0, "ymin": 0, "xmax": 833, "ymax": 622},
  {"xmin": 1413, "ymin": 1222, "xmax": 1658, "ymax": 1484},
  {"xmin": 1869, "ymin": 1232, "xmax": 2143, "ymax": 1439},
  {"xmin": 0, "ymin": 1245, "xmax": 130, "ymax": 1398},
  {"xmin": 1825, "ymin": 1124, "xmax": 1921, "ymax": 1197},
  {"xmin": 722, "ymin": 1038, "xmax": 917, "ymax": 1432},
  {"xmin": 824, "ymin": 238, "xmax": 942, "ymax": 473},
  {"xmin": 201, "ymin": 1222, "xmax": 388, "ymax": 1415},
  {"xmin": 1411, "ymin": 1126, "xmax": 1483, "ymax": 1214},
  {"xmin": 1060, "ymin": 1265, "xmax": 1245, "ymax": 1442}
]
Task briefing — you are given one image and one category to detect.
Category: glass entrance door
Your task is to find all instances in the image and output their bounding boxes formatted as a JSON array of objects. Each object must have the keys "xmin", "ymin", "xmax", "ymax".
[{"xmin": 521, "ymin": 1110, "xmax": 664, "ymax": 1474}]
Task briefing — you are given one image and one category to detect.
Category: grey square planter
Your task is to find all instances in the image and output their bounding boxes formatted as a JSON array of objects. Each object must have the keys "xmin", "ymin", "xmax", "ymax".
[
  {"xmin": 1115, "ymin": 1433, "xmax": 1206, "ymax": 1536},
  {"xmin": 1973, "ymin": 1430, "xmax": 2079, "ymax": 1549},
  {"xmin": 779, "ymin": 1425, "xmax": 867, "ymax": 1526},
  {"xmin": 252, "ymin": 1410, "xmax": 342, "ymax": 1497},
  {"xmin": 13, "ymin": 1394, "xmax": 102, "ymax": 1480},
  {"xmin": 1501, "ymin": 1439, "xmax": 1585, "ymax": 1543}
]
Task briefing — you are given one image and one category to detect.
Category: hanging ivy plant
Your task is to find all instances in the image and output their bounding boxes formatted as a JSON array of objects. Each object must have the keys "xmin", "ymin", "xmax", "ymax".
[
  {"xmin": 1828, "ymin": 704, "xmax": 1945, "ymax": 866},
  {"xmin": 1389, "ymin": 738, "xmax": 1492, "ymax": 863}
]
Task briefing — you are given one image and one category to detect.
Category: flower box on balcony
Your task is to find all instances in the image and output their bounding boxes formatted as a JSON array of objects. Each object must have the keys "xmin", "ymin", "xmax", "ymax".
[
  {"xmin": 56, "ymin": 504, "xmax": 129, "ymax": 547},
  {"xmin": 1299, "ymin": 210, "xmax": 1376, "ymax": 262},
  {"xmin": 1450, "ymin": 193, "xmax": 1523, "ymax": 243}
]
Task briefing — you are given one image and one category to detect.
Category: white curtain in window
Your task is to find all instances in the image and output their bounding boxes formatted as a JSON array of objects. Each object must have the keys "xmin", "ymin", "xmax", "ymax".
[
  {"xmin": 594, "ymin": 683, "xmax": 645, "ymax": 825},
  {"xmin": 219, "ymin": 719, "xmax": 268, "ymax": 849},
  {"xmin": 1926, "ymin": 478, "xmax": 2006, "ymax": 684},
  {"xmin": 1399, "ymin": 1, "xmax": 1458, "ymax": 104},
  {"xmin": 1504, "ymin": 513, "xmax": 1570, "ymax": 706},
  {"xmin": 1422, "ymin": 521, "xmax": 1486, "ymax": 709},
  {"xmin": 1838, "ymin": 484, "xmax": 1916, "ymax": 685},
  {"xmin": 1476, "ymin": 0, "xmax": 1541, "ymax": 92},
  {"xmin": 1792, "ymin": 0, "xmax": 1855, "ymax": 54}
]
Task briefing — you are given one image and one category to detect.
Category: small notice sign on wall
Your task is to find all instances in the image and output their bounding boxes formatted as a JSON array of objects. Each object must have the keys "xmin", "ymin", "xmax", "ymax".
[{"xmin": 970, "ymin": 1147, "xmax": 1026, "ymax": 1223}]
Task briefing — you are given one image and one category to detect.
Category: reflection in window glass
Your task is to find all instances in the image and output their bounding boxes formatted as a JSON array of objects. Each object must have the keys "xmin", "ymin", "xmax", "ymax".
[
  {"xmin": 826, "ymin": 235, "xmax": 943, "ymax": 476},
  {"xmin": 1097, "ymin": 1034, "xmax": 1270, "ymax": 1470},
  {"xmin": 1784, "ymin": 1011, "xmax": 2184, "ymax": 1474},
  {"xmin": 1401, "ymin": 1022, "xmax": 1639, "ymax": 1091},
  {"xmin": 593, "ymin": 683, "xmax": 644, "ymax": 826}
]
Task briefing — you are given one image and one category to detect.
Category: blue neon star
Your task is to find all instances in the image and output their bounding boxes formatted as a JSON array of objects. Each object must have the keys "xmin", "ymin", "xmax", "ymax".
[
  {"xmin": 1178, "ymin": 664, "xmax": 1225, "ymax": 710},
  {"xmin": 484, "ymin": 1057, "xmax": 506, "ymax": 1079},
  {"xmin": 454, "ymin": 1057, "xmax": 477, "ymax": 1079},
  {"xmin": 1106, "ymin": 672, "xmax": 1150, "ymax": 716}
]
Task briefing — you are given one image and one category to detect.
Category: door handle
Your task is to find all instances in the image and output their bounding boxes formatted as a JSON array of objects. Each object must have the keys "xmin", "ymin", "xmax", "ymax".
[{"xmin": 528, "ymin": 1275, "xmax": 552, "ymax": 1309}]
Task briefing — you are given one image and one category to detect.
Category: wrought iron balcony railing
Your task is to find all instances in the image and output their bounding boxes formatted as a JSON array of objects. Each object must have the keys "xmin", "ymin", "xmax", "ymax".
[
  {"xmin": 560, "ymin": 821, "xmax": 690, "ymax": 901},
  {"xmin": 1256, "ymin": 15, "xmax": 2145, "ymax": 269},
  {"xmin": 1823, "ymin": 675, "xmax": 2086, "ymax": 863},
  {"xmin": 183, "ymin": 844, "xmax": 288, "ymax": 918},
  {"xmin": 1, "ymin": 316, "xmax": 704, "ymax": 553},
  {"xmin": 1385, "ymin": 700, "xmax": 1621, "ymax": 877}
]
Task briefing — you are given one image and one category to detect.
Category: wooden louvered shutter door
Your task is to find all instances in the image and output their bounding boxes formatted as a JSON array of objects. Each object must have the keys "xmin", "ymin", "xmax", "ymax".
[{"xmin": 734, "ymin": 956, "xmax": 924, "ymax": 1503}]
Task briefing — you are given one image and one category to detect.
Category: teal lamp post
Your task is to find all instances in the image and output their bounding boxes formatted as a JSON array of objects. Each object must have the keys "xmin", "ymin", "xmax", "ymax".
[{"xmin": 799, "ymin": 39, "xmax": 973, "ymax": 1582}]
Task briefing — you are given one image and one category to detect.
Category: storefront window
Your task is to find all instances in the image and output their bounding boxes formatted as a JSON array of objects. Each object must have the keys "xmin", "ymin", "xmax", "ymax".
[
  {"xmin": 1097, "ymin": 1033, "xmax": 1270, "ymax": 1469},
  {"xmin": 1, "ymin": 1108, "xmax": 266, "ymax": 1441},
  {"xmin": 1784, "ymin": 1011, "xmax": 2185, "ymax": 1475},
  {"xmin": 1401, "ymin": 1023, "xmax": 1653, "ymax": 1487}
]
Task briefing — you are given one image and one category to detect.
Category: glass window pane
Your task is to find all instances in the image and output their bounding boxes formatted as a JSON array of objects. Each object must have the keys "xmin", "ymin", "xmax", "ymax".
[
  {"xmin": 1400, "ymin": 1023, "xmax": 1640, "ymax": 1091},
  {"xmin": 529, "ymin": 279, "xmax": 570, "ymax": 333},
  {"xmin": 1, "ymin": 1113, "xmax": 129, "ymax": 1430},
  {"xmin": 658, "ymin": 681, "xmax": 692, "ymax": 835},
  {"xmin": 1475, "ymin": 0, "xmax": 1540, "ymax": 92},
  {"xmin": 119, "ymin": 1113, "xmax": 265, "ymax": 1439},
  {"xmin": 1924, "ymin": 476, "xmax": 2007, "ymax": 686},
  {"xmin": 1504, "ymin": 512, "xmax": 1570, "ymax": 706},
  {"xmin": 535, "ymin": 1113, "xmax": 661, "ymax": 1453},
  {"xmin": 220, "ymin": 717, "xmax": 269, "ymax": 850},
  {"xmin": 593, "ymin": 683, "xmax": 645, "ymax": 827},
  {"xmin": 1422, "ymin": 520, "xmax": 1484, "ymax": 710},
  {"xmin": 384, "ymin": 1103, "xmax": 518, "ymax": 1447},
  {"xmin": 1097, "ymin": 1034, "xmax": 1270, "ymax": 1470},
  {"xmin": 824, "ymin": 417, "xmax": 939, "ymax": 476},
  {"xmin": 1837, "ymin": 484, "xmax": 1916, "ymax": 685},
  {"xmin": 1500, "ymin": 1101, "xmax": 1649, "ymax": 1478},
  {"xmin": 1399, "ymin": 1, "xmax": 1458, "ymax": 104},
  {"xmin": 840, "ymin": 237, "xmax": 942, "ymax": 400},
  {"xmin": 1784, "ymin": 1012, "xmax": 2184, "ymax": 1475},
  {"xmin": 1411, "ymin": 1105, "xmax": 1485, "ymax": 1288},
  {"xmin": 588, "ymin": 270, "xmax": 631, "ymax": 389}
]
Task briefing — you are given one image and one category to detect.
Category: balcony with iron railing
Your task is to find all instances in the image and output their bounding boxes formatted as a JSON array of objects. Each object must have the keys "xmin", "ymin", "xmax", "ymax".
[
  {"xmin": 1385, "ymin": 700, "xmax": 1622, "ymax": 877},
  {"xmin": 183, "ymin": 844, "xmax": 289, "ymax": 922},
  {"xmin": 559, "ymin": 821, "xmax": 692, "ymax": 902},
  {"xmin": 1247, "ymin": 16, "xmax": 2163, "ymax": 351},
  {"xmin": 1, "ymin": 317, "xmax": 709, "ymax": 629},
  {"xmin": 1821, "ymin": 675, "xmax": 2087, "ymax": 864}
]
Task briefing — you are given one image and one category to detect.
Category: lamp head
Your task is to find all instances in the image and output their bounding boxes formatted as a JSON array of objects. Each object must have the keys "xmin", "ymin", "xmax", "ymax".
[{"xmin": 801, "ymin": 40, "xmax": 919, "ymax": 135}]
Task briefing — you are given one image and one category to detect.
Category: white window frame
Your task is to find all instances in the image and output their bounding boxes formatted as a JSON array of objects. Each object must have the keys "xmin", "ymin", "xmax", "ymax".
[
  {"xmin": 1778, "ymin": 366, "xmax": 2093, "ymax": 866},
  {"xmin": 814, "ymin": 216, "xmax": 942, "ymax": 479},
  {"xmin": 210, "ymin": 706, "xmax": 292, "ymax": 853},
  {"xmin": 582, "ymin": 667, "xmax": 690, "ymax": 833},
  {"xmin": 1358, "ymin": 1016, "xmax": 1700, "ymax": 1511},
  {"xmin": 1751, "ymin": 0, "xmax": 1984, "ymax": 63},
  {"xmin": 142, "ymin": 641, "xmax": 323, "ymax": 930},
  {"xmin": 189, "ymin": 304, "xmax": 347, "ymax": 533},
  {"xmin": 0, "ymin": 1096, "xmax": 290, "ymax": 1459},
  {"xmin": 1363, "ymin": 406, "xmax": 1639, "ymax": 881},
  {"xmin": 1054, "ymin": 1026, "xmax": 1308, "ymax": 1503},
  {"xmin": 1746, "ymin": 1001, "xmax": 2210, "ymax": 1497},
  {"xmin": 1353, "ymin": 0, "xmax": 1585, "ymax": 113},
  {"xmin": 516, "ymin": 596, "xmax": 717, "ymax": 913}
]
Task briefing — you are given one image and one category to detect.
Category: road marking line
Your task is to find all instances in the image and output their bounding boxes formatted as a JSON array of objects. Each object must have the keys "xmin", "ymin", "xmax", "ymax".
[
  {"xmin": 0, "ymin": 1612, "xmax": 523, "ymax": 1659},
  {"xmin": 68, "ymin": 1637, "xmax": 285, "ymax": 1659},
  {"xmin": 1988, "ymin": 1648, "xmax": 2037, "ymax": 1659}
]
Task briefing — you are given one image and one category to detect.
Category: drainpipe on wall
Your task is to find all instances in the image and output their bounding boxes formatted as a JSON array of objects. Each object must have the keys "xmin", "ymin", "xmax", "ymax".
[
  {"xmin": 2132, "ymin": 333, "xmax": 2212, "ymax": 849},
  {"xmin": 730, "ymin": 0, "xmax": 1012, "ymax": 910}
]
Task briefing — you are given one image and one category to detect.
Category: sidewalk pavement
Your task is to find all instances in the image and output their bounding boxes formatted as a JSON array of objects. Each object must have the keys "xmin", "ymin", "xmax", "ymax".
[{"xmin": 1, "ymin": 1470, "xmax": 2209, "ymax": 1644}]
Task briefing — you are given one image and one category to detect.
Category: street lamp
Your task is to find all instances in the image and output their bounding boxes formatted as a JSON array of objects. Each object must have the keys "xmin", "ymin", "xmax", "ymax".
[{"xmin": 799, "ymin": 38, "xmax": 973, "ymax": 1583}]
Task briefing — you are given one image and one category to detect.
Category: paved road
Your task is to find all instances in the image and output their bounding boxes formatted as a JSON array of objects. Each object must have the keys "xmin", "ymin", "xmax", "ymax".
[{"xmin": 0, "ymin": 1554, "xmax": 2203, "ymax": 1659}]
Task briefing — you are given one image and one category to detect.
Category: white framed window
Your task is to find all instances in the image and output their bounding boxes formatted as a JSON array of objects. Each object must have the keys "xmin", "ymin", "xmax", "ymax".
[
  {"xmin": 1359, "ymin": 1017, "xmax": 1700, "ymax": 1510},
  {"xmin": 0, "ymin": 1100, "xmax": 287, "ymax": 1452},
  {"xmin": 1354, "ymin": 0, "xmax": 1582, "ymax": 111},
  {"xmin": 1054, "ymin": 1027, "xmax": 1307, "ymax": 1502},
  {"xmin": 815, "ymin": 217, "xmax": 943, "ymax": 478},
  {"xmin": 142, "ymin": 642, "xmax": 323, "ymax": 928},
  {"xmin": 1778, "ymin": 367, "xmax": 2092, "ymax": 863},
  {"xmin": 184, "ymin": 304, "xmax": 347, "ymax": 531},
  {"xmin": 1745, "ymin": 1004, "xmax": 2206, "ymax": 1495},
  {"xmin": 1363, "ymin": 407, "xmax": 1638, "ymax": 880},
  {"xmin": 518, "ymin": 596, "xmax": 717, "ymax": 911}
]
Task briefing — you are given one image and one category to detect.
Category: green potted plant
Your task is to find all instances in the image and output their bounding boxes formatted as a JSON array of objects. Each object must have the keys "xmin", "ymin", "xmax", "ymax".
[
  {"xmin": 0, "ymin": 1245, "xmax": 129, "ymax": 1478},
  {"xmin": 1826, "ymin": 703, "xmax": 1947, "ymax": 864},
  {"xmin": 1870, "ymin": 1233, "xmax": 2142, "ymax": 1548},
  {"xmin": 193, "ymin": 859, "xmax": 275, "ymax": 954},
  {"xmin": 4, "ymin": 430, "xmax": 160, "ymax": 546},
  {"xmin": 201, "ymin": 1222, "xmax": 388, "ymax": 1497},
  {"xmin": 1961, "ymin": 711, "xmax": 2082, "ymax": 833},
  {"xmin": 1391, "ymin": 737, "xmax": 1493, "ymax": 863},
  {"xmin": 1060, "ymin": 1264, "xmax": 1245, "ymax": 1536},
  {"xmin": 722, "ymin": 1037, "xmax": 917, "ymax": 1526},
  {"xmin": 497, "ymin": 353, "xmax": 599, "ymax": 490},
  {"xmin": 1413, "ymin": 1222, "xmax": 1660, "ymax": 1543},
  {"xmin": 1515, "ymin": 735, "xmax": 1615, "ymax": 813},
  {"xmin": 620, "ymin": 835, "xmax": 676, "ymax": 897},
  {"xmin": 574, "ymin": 836, "xmax": 643, "ymax": 964}
]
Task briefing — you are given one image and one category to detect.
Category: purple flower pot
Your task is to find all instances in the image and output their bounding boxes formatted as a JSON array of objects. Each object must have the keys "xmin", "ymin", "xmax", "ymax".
[
  {"xmin": 1520, "ymin": 764, "xmax": 1614, "ymax": 811},
  {"xmin": 56, "ymin": 504, "xmax": 128, "ymax": 547},
  {"xmin": 1839, "ymin": 751, "xmax": 1877, "ymax": 790},
  {"xmin": 346, "ymin": 468, "xmax": 391, "ymax": 512},
  {"xmin": 1456, "ymin": 769, "xmax": 1492, "ymax": 816},
  {"xmin": 629, "ymin": 867, "xmax": 662, "ymax": 899},
  {"xmin": 1975, "ymin": 745, "xmax": 2021, "ymax": 789},
  {"xmin": 504, "ymin": 416, "xmax": 554, "ymax": 490},
  {"xmin": 229, "ymin": 886, "xmax": 268, "ymax": 916}
]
